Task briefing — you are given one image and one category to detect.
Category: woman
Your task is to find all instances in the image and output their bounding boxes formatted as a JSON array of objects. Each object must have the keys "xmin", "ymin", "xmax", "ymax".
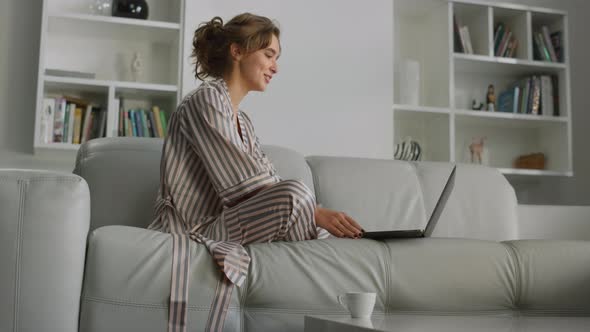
[{"xmin": 149, "ymin": 13, "xmax": 363, "ymax": 332}]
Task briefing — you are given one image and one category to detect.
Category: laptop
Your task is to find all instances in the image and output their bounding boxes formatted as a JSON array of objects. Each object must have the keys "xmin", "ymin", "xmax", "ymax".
[{"xmin": 363, "ymin": 165, "xmax": 456, "ymax": 240}]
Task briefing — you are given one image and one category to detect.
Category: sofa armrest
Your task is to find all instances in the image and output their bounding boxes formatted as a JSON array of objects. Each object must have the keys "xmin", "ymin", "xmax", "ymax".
[{"xmin": 0, "ymin": 170, "xmax": 90, "ymax": 332}]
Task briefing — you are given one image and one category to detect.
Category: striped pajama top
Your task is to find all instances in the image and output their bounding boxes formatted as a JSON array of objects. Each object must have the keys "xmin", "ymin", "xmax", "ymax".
[{"xmin": 148, "ymin": 78, "xmax": 309, "ymax": 331}]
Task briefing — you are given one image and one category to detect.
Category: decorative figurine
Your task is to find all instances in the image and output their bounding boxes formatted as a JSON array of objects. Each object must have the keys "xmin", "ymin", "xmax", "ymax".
[
  {"xmin": 471, "ymin": 99, "xmax": 484, "ymax": 110},
  {"xmin": 486, "ymin": 84, "xmax": 496, "ymax": 112},
  {"xmin": 469, "ymin": 136, "xmax": 486, "ymax": 164},
  {"xmin": 131, "ymin": 51, "xmax": 143, "ymax": 82}
]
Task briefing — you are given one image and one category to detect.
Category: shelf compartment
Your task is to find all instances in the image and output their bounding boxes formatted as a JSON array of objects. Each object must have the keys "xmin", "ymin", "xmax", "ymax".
[
  {"xmin": 453, "ymin": 57, "xmax": 566, "ymax": 117},
  {"xmin": 47, "ymin": 14, "xmax": 180, "ymax": 43},
  {"xmin": 394, "ymin": 109, "xmax": 450, "ymax": 162},
  {"xmin": 491, "ymin": 7, "xmax": 529, "ymax": 60},
  {"xmin": 452, "ymin": 2, "xmax": 490, "ymax": 56},
  {"xmin": 530, "ymin": 11, "xmax": 566, "ymax": 63},
  {"xmin": 455, "ymin": 115, "xmax": 569, "ymax": 173},
  {"xmin": 394, "ymin": 0, "xmax": 449, "ymax": 108},
  {"xmin": 46, "ymin": 17, "xmax": 180, "ymax": 85}
]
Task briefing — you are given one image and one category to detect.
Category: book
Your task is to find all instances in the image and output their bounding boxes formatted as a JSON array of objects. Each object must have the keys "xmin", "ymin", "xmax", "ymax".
[
  {"xmin": 458, "ymin": 26, "xmax": 473, "ymax": 54},
  {"xmin": 147, "ymin": 110, "xmax": 158, "ymax": 138},
  {"xmin": 144, "ymin": 110, "xmax": 154, "ymax": 137},
  {"xmin": 126, "ymin": 110, "xmax": 133, "ymax": 137},
  {"xmin": 41, "ymin": 98, "xmax": 56, "ymax": 144},
  {"xmin": 129, "ymin": 110, "xmax": 138, "ymax": 137},
  {"xmin": 453, "ymin": 15, "xmax": 465, "ymax": 53},
  {"xmin": 496, "ymin": 29, "xmax": 511, "ymax": 57},
  {"xmin": 81, "ymin": 105, "xmax": 94, "ymax": 143},
  {"xmin": 535, "ymin": 32, "xmax": 552, "ymax": 61},
  {"xmin": 140, "ymin": 110, "xmax": 150, "ymax": 137},
  {"xmin": 133, "ymin": 110, "xmax": 144, "ymax": 137},
  {"xmin": 119, "ymin": 107, "xmax": 125, "ymax": 136},
  {"xmin": 550, "ymin": 31, "xmax": 563, "ymax": 62},
  {"xmin": 541, "ymin": 26, "xmax": 558, "ymax": 62},
  {"xmin": 493, "ymin": 23, "xmax": 505, "ymax": 55},
  {"xmin": 540, "ymin": 75, "xmax": 554, "ymax": 117},
  {"xmin": 73, "ymin": 107, "xmax": 83, "ymax": 144},
  {"xmin": 67, "ymin": 103, "xmax": 76, "ymax": 143},
  {"xmin": 159, "ymin": 109, "xmax": 168, "ymax": 136},
  {"xmin": 152, "ymin": 106, "xmax": 164, "ymax": 137},
  {"xmin": 520, "ymin": 77, "xmax": 531, "ymax": 113},
  {"xmin": 530, "ymin": 76, "xmax": 541, "ymax": 115},
  {"xmin": 108, "ymin": 98, "xmax": 120, "ymax": 138},
  {"xmin": 53, "ymin": 98, "xmax": 67, "ymax": 143},
  {"xmin": 551, "ymin": 75, "xmax": 560, "ymax": 116}
]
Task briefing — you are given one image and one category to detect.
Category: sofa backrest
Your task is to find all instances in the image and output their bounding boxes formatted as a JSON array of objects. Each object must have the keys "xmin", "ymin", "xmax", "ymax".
[
  {"xmin": 73, "ymin": 138, "xmax": 316, "ymax": 231},
  {"xmin": 307, "ymin": 157, "xmax": 519, "ymax": 241},
  {"xmin": 74, "ymin": 138, "xmax": 162, "ymax": 231},
  {"xmin": 74, "ymin": 138, "xmax": 518, "ymax": 240}
]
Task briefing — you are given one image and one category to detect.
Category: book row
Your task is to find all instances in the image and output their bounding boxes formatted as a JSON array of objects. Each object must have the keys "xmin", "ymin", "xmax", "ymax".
[
  {"xmin": 493, "ymin": 22, "xmax": 519, "ymax": 58},
  {"xmin": 118, "ymin": 107, "xmax": 169, "ymax": 138},
  {"xmin": 40, "ymin": 96, "xmax": 106, "ymax": 144},
  {"xmin": 496, "ymin": 75, "xmax": 559, "ymax": 116},
  {"xmin": 533, "ymin": 26, "xmax": 563, "ymax": 62}
]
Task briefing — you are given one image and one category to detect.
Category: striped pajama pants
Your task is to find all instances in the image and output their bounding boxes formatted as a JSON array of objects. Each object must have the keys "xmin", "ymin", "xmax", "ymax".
[{"xmin": 164, "ymin": 179, "xmax": 328, "ymax": 332}]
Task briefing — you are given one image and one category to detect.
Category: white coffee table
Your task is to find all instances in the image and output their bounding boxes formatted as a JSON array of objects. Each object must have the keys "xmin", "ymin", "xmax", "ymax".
[{"xmin": 304, "ymin": 314, "xmax": 590, "ymax": 332}]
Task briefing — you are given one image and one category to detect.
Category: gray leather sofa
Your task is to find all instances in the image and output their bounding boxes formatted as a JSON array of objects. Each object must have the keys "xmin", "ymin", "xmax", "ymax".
[{"xmin": 1, "ymin": 137, "xmax": 589, "ymax": 332}]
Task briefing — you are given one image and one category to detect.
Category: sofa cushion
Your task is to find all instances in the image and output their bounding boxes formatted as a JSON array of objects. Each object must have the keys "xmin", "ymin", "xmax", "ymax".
[{"xmin": 80, "ymin": 226, "xmax": 590, "ymax": 332}]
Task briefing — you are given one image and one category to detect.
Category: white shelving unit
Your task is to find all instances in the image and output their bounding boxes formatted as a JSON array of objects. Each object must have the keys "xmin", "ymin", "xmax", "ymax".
[
  {"xmin": 393, "ymin": 0, "xmax": 571, "ymax": 176},
  {"xmin": 34, "ymin": 0, "xmax": 184, "ymax": 153}
]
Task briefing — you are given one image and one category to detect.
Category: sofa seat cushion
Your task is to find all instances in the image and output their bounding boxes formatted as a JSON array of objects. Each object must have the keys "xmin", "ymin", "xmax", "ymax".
[{"xmin": 76, "ymin": 226, "xmax": 590, "ymax": 332}]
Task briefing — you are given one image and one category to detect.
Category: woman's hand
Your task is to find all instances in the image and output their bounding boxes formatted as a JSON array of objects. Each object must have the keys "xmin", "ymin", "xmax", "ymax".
[{"xmin": 315, "ymin": 206, "xmax": 364, "ymax": 238}]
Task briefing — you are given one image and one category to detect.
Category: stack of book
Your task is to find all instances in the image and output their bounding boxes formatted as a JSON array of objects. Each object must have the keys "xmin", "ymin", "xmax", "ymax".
[
  {"xmin": 453, "ymin": 15, "xmax": 474, "ymax": 54},
  {"xmin": 493, "ymin": 23, "xmax": 519, "ymax": 57},
  {"xmin": 533, "ymin": 26, "xmax": 562, "ymax": 62},
  {"xmin": 40, "ymin": 96, "xmax": 106, "ymax": 144},
  {"xmin": 496, "ymin": 75, "xmax": 559, "ymax": 116},
  {"xmin": 118, "ymin": 106, "xmax": 168, "ymax": 138}
]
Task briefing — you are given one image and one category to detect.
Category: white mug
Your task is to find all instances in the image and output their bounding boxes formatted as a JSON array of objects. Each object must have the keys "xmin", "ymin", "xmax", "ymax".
[{"xmin": 337, "ymin": 292, "xmax": 376, "ymax": 318}]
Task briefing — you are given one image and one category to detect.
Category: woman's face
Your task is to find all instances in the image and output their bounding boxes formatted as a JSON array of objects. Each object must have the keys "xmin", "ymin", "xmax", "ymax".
[{"xmin": 237, "ymin": 34, "xmax": 280, "ymax": 92}]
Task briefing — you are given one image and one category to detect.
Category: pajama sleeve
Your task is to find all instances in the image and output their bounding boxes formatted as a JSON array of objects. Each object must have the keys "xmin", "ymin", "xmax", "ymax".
[{"xmin": 181, "ymin": 86, "xmax": 279, "ymax": 206}]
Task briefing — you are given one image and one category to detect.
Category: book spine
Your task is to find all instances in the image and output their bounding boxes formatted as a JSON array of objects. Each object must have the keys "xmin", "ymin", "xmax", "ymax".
[
  {"xmin": 41, "ymin": 98, "xmax": 56, "ymax": 143},
  {"xmin": 53, "ymin": 98, "xmax": 66, "ymax": 143},
  {"xmin": 73, "ymin": 107, "xmax": 83, "ymax": 144},
  {"xmin": 159, "ymin": 110, "xmax": 168, "ymax": 136},
  {"xmin": 530, "ymin": 76, "xmax": 541, "ymax": 115},
  {"xmin": 152, "ymin": 106, "xmax": 164, "ymax": 137},
  {"xmin": 140, "ymin": 110, "xmax": 150, "ymax": 137},
  {"xmin": 130, "ymin": 110, "xmax": 138, "ymax": 137},
  {"xmin": 81, "ymin": 105, "xmax": 93, "ymax": 143},
  {"xmin": 453, "ymin": 15, "xmax": 464, "ymax": 53}
]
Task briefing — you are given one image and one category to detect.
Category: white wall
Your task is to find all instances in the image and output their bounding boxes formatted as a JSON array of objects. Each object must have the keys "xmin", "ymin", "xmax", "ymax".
[
  {"xmin": 2, "ymin": 0, "xmax": 590, "ymax": 205},
  {"xmin": 0, "ymin": 1, "xmax": 42, "ymax": 153},
  {"xmin": 182, "ymin": 0, "xmax": 394, "ymax": 159},
  {"xmin": 518, "ymin": 205, "xmax": 590, "ymax": 240}
]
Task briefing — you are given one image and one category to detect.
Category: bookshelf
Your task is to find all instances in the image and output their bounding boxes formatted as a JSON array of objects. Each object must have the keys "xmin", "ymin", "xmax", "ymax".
[
  {"xmin": 34, "ymin": 0, "xmax": 184, "ymax": 153},
  {"xmin": 393, "ymin": 0, "xmax": 571, "ymax": 176}
]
